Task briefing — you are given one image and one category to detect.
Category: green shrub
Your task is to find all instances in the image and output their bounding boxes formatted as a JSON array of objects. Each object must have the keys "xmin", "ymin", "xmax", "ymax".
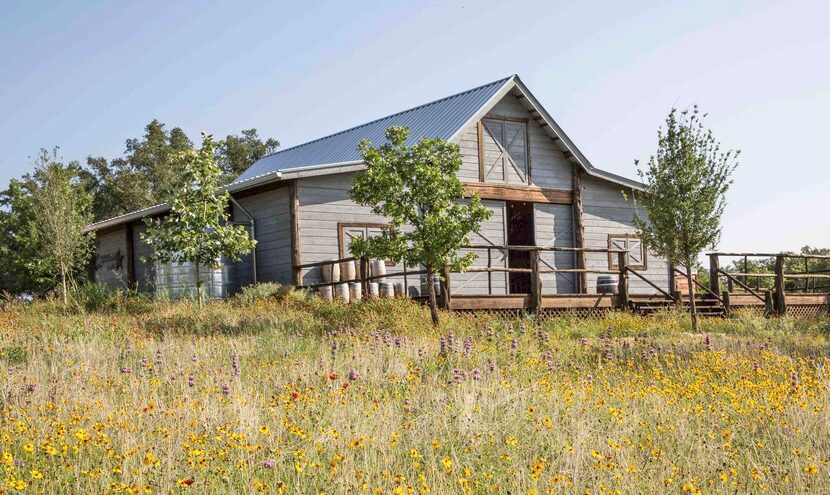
[
  {"xmin": 234, "ymin": 283, "xmax": 306, "ymax": 305},
  {"xmin": 69, "ymin": 282, "xmax": 153, "ymax": 313}
]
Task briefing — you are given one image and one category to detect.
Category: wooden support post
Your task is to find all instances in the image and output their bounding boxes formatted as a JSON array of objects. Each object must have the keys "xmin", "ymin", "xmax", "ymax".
[
  {"xmin": 722, "ymin": 290, "xmax": 731, "ymax": 317},
  {"xmin": 774, "ymin": 255, "xmax": 786, "ymax": 316},
  {"xmin": 529, "ymin": 249, "xmax": 542, "ymax": 313},
  {"xmin": 727, "ymin": 277, "xmax": 734, "ymax": 293},
  {"xmin": 764, "ymin": 290, "xmax": 774, "ymax": 316},
  {"xmin": 440, "ymin": 265, "xmax": 452, "ymax": 310},
  {"xmin": 125, "ymin": 222, "xmax": 136, "ymax": 289},
  {"xmin": 572, "ymin": 165, "xmax": 588, "ymax": 293},
  {"xmin": 668, "ymin": 264, "xmax": 676, "ymax": 298},
  {"xmin": 360, "ymin": 257, "xmax": 370, "ymax": 299},
  {"xmin": 289, "ymin": 181, "xmax": 302, "ymax": 286},
  {"xmin": 672, "ymin": 290, "xmax": 682, "ymax": 307},
  {"xmin": 616, "ymin": 252, "xmax": 629, "ymax": 311},
  {"xmin": 709, "ymin": 254, "xmax": 720, "ymax": 298}
]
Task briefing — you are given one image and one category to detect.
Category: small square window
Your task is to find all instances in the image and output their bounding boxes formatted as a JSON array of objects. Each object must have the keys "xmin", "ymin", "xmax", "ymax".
[{"xmin": 607, "ymin": 234, "xmax": 647, "ymax": 270}]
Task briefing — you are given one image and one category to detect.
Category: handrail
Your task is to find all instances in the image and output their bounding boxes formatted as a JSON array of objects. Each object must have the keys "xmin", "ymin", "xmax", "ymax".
[
  {"xmin": 628, "ymin": 267, "xmax": 676, "ymax": 301},
  {"xmin": 462, "ymin": 244, "xmax": 626, "ymax": 254},
  {"xmin": 673, "ymin": 267, "xmax": 723, "ymax": 304},
  {"xmin": 709, "ymin": 252, "xmax": 830, "ymax": 260},
  {"xmin": 295, "ymin": 256, "xmax": 359, "ymax": 270},
  {"xmin": 718, "ymin": 269, "xmax": 765, "ymax": 303}
]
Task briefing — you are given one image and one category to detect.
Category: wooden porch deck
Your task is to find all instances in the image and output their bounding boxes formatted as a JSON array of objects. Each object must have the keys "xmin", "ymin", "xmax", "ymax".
[{"xmin": 294, "ymin": 248, "xmax": 830, "ymax": 319}]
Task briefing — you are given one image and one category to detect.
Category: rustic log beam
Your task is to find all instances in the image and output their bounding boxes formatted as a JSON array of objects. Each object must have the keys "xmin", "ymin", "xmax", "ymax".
[
  {"xmin": 441, "ymin": 265, "xmax": 452, "ymax": 310},
  {"xmin": 572, "ymin": 165, "xmax": 588, "ymax": 293},
  {"xmin": 617, "ymin": 252, "xmax": 629, "ymax": 310},
  {"xmin": 774, "ymin": 255, "xmax": 786, "ymax": 316},
  {"xmin": 530, "ymin": 249, "xmax": 542, "ymax": 313},
  {"xmin": 709, "ymin": 254, "xmax": 721, "ymax": 297},
  {"xmin": 462, "ymin": 183, "xmax": 572, "ymax": 204},
  {"xmin": 290, "ymin": 180, "xmax": 302, "ymax": 286}
]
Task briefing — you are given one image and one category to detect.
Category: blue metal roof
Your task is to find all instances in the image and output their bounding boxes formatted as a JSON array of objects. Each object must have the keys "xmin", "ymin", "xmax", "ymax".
[{"xmin": 232, "ymin": 75, "xmax": 513, "ymax": 184}]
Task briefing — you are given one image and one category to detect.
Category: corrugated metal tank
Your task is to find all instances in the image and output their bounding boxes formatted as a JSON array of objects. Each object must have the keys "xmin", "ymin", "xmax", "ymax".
[{"xmin": 154, "ymin": 258, "xmax": 237, "ymax": 299}]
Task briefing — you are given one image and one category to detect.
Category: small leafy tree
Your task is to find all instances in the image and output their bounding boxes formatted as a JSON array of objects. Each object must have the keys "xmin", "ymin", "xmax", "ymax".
[
  {"xmin": 350, "ymin": 126, "xmax": 491, "ymax": 326},
  {"xmin": 141, "ymin": 133, "xmax": 256, "ymax": 308},
  {"xmin": 633, "ymin": 106, "xmax": 738, "ymax": 330},
  {"xmin": 13, "ymin": 149, "xmax": 96, "ymax": 304}
]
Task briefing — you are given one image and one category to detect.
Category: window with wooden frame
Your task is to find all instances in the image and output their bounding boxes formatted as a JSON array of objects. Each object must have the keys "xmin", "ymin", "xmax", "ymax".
[
  {"xmin": 607, "ymin": 234, "xmax": 647, "ymax": 270},
  {"xmin": 337, "ymin": 222, "xmax": 393, "ymax": 259},
  {"xmin": 478, "ymin": 117, "xmax": 530, "ymax": 184}
]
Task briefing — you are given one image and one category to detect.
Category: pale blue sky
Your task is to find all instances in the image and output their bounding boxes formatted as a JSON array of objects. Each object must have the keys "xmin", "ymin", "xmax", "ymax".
[{"xmin": 1, "ymin": 0, "xmax": 828, "ymax": 252}]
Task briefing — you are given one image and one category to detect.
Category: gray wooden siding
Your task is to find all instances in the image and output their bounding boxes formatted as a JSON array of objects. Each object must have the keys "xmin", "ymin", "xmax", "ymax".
[
  {"xmin": 94, "ymin": 228, "xmax": 129, "ymax": 290},
  {"xmin": 456, "ymin": 93, "xmax": 573, "ymax": 190},
  {"xmin": 534, "ymin": 203, "xmax": 576, "ymax": 294},
  {"xmin": 131, "ymin": 223, "xmax": 156, "ymax": 293},
  {"xmin": 452, "ymin": 200, "xmax": 507, "ymax": 296},
  {"xmin": 581, "ymin": 176, "xmax": 670, "ymax": 294},
  {"xmin": 298, "ymin": 173, "xmax": 413, "ymax": 292},
  {"xmin": 232, "ymin": 187, "xmax": 292, "ymax": 288}
]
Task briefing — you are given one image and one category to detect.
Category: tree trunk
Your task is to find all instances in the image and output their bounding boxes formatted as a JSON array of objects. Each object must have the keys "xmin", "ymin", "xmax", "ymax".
[
  {"xmin": 686, "ymin": 264, "xmax": 698, "ymax": 331},
  {"xmin": 426, "ymin": 265, "xmax": 440, "ymax": 327},
  {"xmin": 195, "ymin": 261, "xmax": 203, "ymax": 310}
]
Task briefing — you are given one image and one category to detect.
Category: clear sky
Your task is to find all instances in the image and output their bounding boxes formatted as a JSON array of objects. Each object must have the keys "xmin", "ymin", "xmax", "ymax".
[{"xmin": 1, "ymin": 0, "xmax": 828, "ymax": 252}]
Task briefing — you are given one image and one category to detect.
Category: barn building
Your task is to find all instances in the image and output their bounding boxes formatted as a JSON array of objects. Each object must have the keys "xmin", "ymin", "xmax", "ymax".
[{"xmin": 84, "ymin": 74, "xmax": 672, "ymax": 302}]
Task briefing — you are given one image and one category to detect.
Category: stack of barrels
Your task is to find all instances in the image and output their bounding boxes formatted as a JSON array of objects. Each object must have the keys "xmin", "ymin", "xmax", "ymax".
[{"xmin": 317, "ymin": 259, "xmax": 406, "ymax": 303}]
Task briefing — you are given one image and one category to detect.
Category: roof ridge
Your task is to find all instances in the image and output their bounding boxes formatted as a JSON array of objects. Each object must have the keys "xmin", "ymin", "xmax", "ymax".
[{"xmin": 252, "ymin": 74, "xmax": 515, "ymax": 162}]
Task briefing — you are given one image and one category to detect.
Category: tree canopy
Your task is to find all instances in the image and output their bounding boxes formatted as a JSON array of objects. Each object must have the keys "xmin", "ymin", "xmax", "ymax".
[
  {"xmin": 0, "ymin": 148, "xmax": 94, "ymax": 301},
  {"xmin": 634, "ymin": 106, "xmax": 738, "ymax": 330},
  {"xmin": 141, "ymin": 134, "xmax": 256, "ymax": 307},
  {"xmin": 350, "ymin": 126, "xmax": 490, "ymax": 325},
  {"xmin": 83, "ymin": 120, "xmax": 279, "ymax": 221},
  {"xmin": 1, "ymin": 120, "xmax": 277, "ymax": 296}
]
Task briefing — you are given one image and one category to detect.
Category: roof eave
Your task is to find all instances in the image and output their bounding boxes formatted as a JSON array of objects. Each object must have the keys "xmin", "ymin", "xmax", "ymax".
[
  {"xmin": 510, "ymin": 77, "xmax": 646, "ymax": 192},
  {"xmin": 81, "ymin": 203, "xmax": 170, "ymax": 233}
]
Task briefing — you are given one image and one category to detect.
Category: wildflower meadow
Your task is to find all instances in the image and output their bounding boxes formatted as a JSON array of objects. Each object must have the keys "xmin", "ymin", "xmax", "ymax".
[{"xmin": 1, "ymin": 296, "xmax": 829, "ymax": 494}]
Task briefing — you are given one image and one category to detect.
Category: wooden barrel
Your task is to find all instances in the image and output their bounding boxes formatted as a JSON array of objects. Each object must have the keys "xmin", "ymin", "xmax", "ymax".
[
  {"xmin": 318, "ymin": 285, "xmax": 333, "ymax": 302},
  {"xmin": 322, "ymin": 262, "xmax": 340, "ymax": 283},
  {"xmin": 371, "ymin": 260, "xmax": 386, "ymax": 283},
  {"xmin": 368, "ymin": 282, "xmax": 379, "ymax": 299},
  {"xmin": 379, "ymin": 282, "xmax": 395, "ymax": 299},
  {"xmin": 349, "ymin": 282, "xmax": 362, "ymax": 301},
  {"xmin": 393, "ymin": 282, "xmax": 405, "ymax": 298},
  {"xmin": 596, "ymin": 275, "xmax": 618, "ymax": 294},
  {"xmin": 335, "ymin": 283, "xmax": 350, "ymax": 303},
  {"xmin": 340, "ymin": 260, "xmax": 356, "ymax": 282}
]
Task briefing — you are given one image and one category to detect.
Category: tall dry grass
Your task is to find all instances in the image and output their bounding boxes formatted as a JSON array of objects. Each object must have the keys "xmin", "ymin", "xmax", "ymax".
[{"xmin": 0, "ymin": 297, "xmax": 828, "ymax": 494}]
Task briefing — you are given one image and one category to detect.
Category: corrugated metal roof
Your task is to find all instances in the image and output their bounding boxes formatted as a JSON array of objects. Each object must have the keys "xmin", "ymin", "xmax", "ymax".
[{"xmin": 232, "ymin": 75, "xmax": 514, "ymax": 184}]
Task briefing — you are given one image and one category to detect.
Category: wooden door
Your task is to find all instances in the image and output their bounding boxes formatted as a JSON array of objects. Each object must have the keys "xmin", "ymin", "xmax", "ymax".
[{"xmin": 481, "ymin": 119, "xmax": 529, "ymax": 185}]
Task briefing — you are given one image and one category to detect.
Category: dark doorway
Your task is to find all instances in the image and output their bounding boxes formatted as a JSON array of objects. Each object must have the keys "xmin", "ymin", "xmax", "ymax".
[{"xmin": 506, "ymin": 201, "xmax": 535, "ymax": 294}]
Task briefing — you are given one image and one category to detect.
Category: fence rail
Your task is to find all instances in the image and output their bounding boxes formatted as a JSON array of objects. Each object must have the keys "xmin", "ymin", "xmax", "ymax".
[
  {"xmin": 295, "ymin": 245, "xmax": 671, "ymax": 312},
  {"xmin": 708, "ymin": 252, "xmax": 830, "ymax": 316}
]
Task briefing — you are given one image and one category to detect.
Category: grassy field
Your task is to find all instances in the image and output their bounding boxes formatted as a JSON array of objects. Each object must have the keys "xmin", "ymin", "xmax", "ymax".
[{"xmin": 1, "ymin": 295, "xmax": 829, "ymax": 494}]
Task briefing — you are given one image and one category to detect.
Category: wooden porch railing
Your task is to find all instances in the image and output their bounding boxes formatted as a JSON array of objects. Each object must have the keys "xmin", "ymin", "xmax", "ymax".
[
  {"xmin": 296, "ymin": 245, "xmax": 673, "ymax": 312},
  {"xmin": 708, "ymin": 252, "xmax": 830, "ymax": 316}
]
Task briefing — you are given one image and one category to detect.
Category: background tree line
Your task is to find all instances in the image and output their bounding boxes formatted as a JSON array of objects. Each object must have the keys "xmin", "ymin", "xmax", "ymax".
[{"xmin": 0, "ymin": 120, "xmax": 278, "ymax": 297}]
